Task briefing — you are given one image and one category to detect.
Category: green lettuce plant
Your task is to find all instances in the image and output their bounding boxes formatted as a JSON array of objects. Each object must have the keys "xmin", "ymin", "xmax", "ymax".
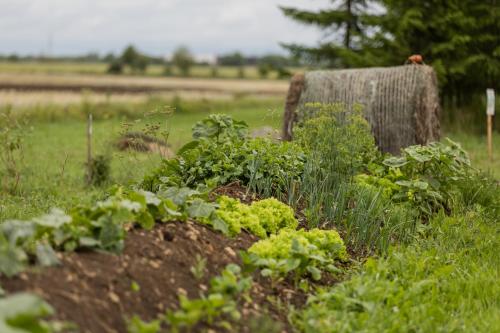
[{"xmin": 248, "ymin": 228, "xmax": 347, "ymax": 283}]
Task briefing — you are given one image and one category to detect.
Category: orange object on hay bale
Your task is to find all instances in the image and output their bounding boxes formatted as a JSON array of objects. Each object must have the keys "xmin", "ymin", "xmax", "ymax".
[
  {"xmin": 282, "ymin": 65, "xmax": 441, "ymax": 154},
  {"xmin": 406, "ymin": 54, "xmax": 424, "ymax": 64}
]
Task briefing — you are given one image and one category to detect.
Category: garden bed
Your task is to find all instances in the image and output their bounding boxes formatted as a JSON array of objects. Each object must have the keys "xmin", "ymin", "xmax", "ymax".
[{"xmin": 1, "ymin": 219, "xmax": 306, "ymax": 332}]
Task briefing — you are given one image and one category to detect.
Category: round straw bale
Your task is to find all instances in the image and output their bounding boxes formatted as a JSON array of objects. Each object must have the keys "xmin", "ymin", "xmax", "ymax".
[{"xmin": 283, "ymin": 65, "xmax": 440, "ymax": 154}]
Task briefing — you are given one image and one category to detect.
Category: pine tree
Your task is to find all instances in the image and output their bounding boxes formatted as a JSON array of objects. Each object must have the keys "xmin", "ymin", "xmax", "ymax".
[
  {"xmin": 374, "ymin": 0, "xmax": 500, "ymax": 101},
  {"xmin": 280, "ymin": 0, "xmax": 380, "ymax": 67},
  {"xmin": 282, "ymin": 0, "xmax": 499, "ymax": 102}
]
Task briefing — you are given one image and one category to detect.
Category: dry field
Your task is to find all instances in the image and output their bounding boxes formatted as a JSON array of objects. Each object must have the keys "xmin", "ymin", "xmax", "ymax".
[
  {"xmin": 0, "ymin": 90, "xmax": 255, "ymax": 107},
  {"xmin": 0, "ymin": 73, "xmax": 289, "ymax": 95},
  {"xmin": 0, "ymin": 72, "xmax": 289, "ymax": 106}
]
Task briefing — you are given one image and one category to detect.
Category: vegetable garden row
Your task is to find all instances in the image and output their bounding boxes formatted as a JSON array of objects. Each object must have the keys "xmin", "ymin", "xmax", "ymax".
[{"xmin": 0, "ymin": 103, "xmax": 498, "ymax": 332}]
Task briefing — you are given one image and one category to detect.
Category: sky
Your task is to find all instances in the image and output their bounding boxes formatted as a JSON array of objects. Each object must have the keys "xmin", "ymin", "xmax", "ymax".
[{"xmin": 0, "ymin": 0, "xmax": 331, "ymax": 57}]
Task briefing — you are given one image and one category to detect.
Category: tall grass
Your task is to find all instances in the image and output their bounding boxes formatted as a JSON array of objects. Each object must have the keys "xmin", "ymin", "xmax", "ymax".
[{"xmin": 292, "ymin": 209, "xmax": 500, "ymax": 332}]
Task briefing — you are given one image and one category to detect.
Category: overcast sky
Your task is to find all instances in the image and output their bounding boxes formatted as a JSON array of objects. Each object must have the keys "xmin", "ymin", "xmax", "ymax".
[{"xmin": 0, "ymin": 0, "xmax": 331, "ymax": 57}]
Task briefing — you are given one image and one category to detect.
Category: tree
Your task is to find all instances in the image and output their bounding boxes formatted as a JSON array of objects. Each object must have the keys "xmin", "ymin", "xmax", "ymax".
[
  {"xmin": 373, "ymin": 0, "xmax": 500, "ymax": 102},
  {"xmin": 282, "ymin": 0, "xmax": 500, "ymax": 103},
  {"xmin": 172, "ymin": 46, "xmax": 195, "ymax": 76},
  {"xmin": 280, "ymin": 0, "xmax": 380, "ymax": 67},
  {"xmin": 217, "ymin": 52, "xmax": 245, "ymax": 66},
  {"xmin": 120, "ymin": 45, "xmax": 149, "ymax": 74},
  {"xmin": 258, "ymin": 63, "xmax": 271, "ymax": 79},
  {"xmin": 103, "ymin": 53, "xmax": 115, "ymax": 63},
  {"xmin": 107, "ymin": 59, "xmax": 123, "ymax": 74},
  {"xmin": 121, "ymin": 45, "xmax": 139, "ymax": 65}
]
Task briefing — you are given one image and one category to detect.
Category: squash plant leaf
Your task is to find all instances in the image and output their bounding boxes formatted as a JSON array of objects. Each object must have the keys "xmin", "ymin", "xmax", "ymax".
[
  {"xmin": 35, "ymin": 243, "xmax": 60, "ymax": 267},
  {"xmin": 137, "ymin": 211, "xmax": 155, "ymax": 230},
  {"xmin": 32, "ymin": 208, "xmax": 72, "ymax": 229},
  {"xmin": 0, "ymin": 293, "xmax": 54, "ymax": 333},
  {"xmin": 187, "ymin": 199, "xmax": 216, "ymax": 218},
  {"xmin": 0, "ymin": 244, "xmax": 27, "ymax": 277},
  {"xmin": 1, "ymin": 221, "xmax": 35, "ymax": 245},
  {"xmin": 210, "ymin": 216, "xmax": 229, "ymax": 236},
  {"xmin": 160, "ymin": 187, "xmax": 200, "ymax": 206},
  {"xmin": 177, "ymin": 140, "xmax": 200, "ymax": 155}
]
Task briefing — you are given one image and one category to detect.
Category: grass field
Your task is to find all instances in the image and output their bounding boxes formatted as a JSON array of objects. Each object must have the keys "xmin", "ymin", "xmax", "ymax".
[{"xmin": 0, "ymin": 61, "xmax": 301, "ymax": 79}]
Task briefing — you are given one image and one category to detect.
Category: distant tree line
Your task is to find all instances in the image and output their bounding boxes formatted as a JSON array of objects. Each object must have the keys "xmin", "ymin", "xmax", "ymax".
[
  {"xmin": 106, "ymin": 46, "xmax": 297, "ymax": 78},
  {"xmin": 281, "ymin": 0, "xmax": 500, "ymax": 105},
  {"xmin": 0, "ymin": 53, "xmax": 106, "ymax": 63},
  {"xmin": 0, "ymin": 47, "xmax": 300, "ymax": 79}
]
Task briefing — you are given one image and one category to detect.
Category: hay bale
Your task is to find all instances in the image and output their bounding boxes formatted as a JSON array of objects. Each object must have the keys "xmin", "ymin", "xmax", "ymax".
[{"xmin": 282, "ymin": 65, "xmax": 440, "ymax": 154}]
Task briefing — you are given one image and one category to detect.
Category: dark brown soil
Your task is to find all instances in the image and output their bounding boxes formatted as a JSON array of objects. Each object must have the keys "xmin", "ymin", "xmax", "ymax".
[
  {"xmin": 2, "ymin": 222, "xmax": 247, "ymax": 332},
  {"xmin": 209, "ymin": 181, "xmax": 260, "ymax": 204},
  {"xmin": 1, "ymin": 220, "xmax": 307, "ymax": 333}
]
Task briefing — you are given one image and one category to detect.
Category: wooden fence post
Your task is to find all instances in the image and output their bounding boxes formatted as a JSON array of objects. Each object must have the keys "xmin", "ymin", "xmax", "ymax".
[
  {"xmin": 87, "ymin": 113, "xmax": 93, "ymax": 184},
  {"xmin": 486, "ymin": 89, "xmax": 495, "ymax": 162}
]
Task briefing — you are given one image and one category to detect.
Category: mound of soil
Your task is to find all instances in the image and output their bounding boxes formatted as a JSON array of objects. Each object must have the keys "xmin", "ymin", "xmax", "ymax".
[
  {"xmin": 1, "ymin": 185, "xmax": 307, "ymax": 332},
  {"xmin": 3, "ymin": 222, "xmax": 252, "ymax": 332},
  {"xmin": 2, "ymin": 220, "xmax": 306, "ymax": 332}
]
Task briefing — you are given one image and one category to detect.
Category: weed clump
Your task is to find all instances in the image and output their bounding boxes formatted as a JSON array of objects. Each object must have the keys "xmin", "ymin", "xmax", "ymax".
[{"xmin": 86, "ymin": 154, "xmax": 111, "ymax": 186}]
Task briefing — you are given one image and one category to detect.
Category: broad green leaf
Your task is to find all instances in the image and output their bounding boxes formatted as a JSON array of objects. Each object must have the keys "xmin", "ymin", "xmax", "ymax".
[
  {"xmin": 159, "ymin": 187, "xmax": 199, "ymax": 206},
  {"xmin": 98, "ymin": 216, "xmax": 125, "ymax": 253},
  {"xmin": 306, "ymin": 265, "xmax": 322, "ymax": 281},
  {"xmin": 177, "ymin": 140, "xmax": 200, "ymax": 155},
  {"xmin": 78, "ymin": 237, "xmax": 101, "ymax": 248},
  {"xmin": 35, "ymin": 243, "xmax": 60, "ymax": 267},
  {"xmin": 186, "ymin": 199, "xmax": 216, "ymax": 218},
  {"xmin": 210, "ymin": 216, "xmax": 229, "ymax": 236},
  {"xmin": 1, "ymin": 221, "xmax": 35, "ymax": 245},
  {"xmin": 138, "ymin": 190, "xmax": 162, "ymax": 206},
  {"xmin": 326, "ymin": 264, "xmax": 342, "ymax": 274},
  {"xmin": 32, "ymin": 208, "xmax": 71, "ymax": 229},
  {"xmin": 0, "ymin": 293, "xmax": 54, "ymax": 333},
  {"xmin": 0, "ymin": 245, "xmax": 27, "ymax": 277},
  {"xmin": 120, "ymin": 200, "xmax": 143, "ymax": 213},
  {"xmin": 137, "ymin": 211, "xmax": 155, "ymax": 230},
  {"xmin": 413, "ymin": 180, "xmax": 429, "ymax": 190},
  {"xmin": 285, "ymin": 258, "xmax": 301, "ymax": 272},
  {"xmin": 383, "ymin": 156, "xmax": 408, "ymax": 168},
  {"xmin": 127, "ymin": 315, "xmax": 161, "ymax": 333},
  {"xmin": 111, "ymin": 207, "xmax": 136, "ymax": 225},
  {"xmin": 395, "ymin": 180, "xmax": 412, "ymax": 187},
  {"xmin": 260, "ymin": 268, "xmax": 274, "ymax": 277},
  {"xmin": 406, "ymin": 148, "xmax": 432, "ymax": 162}
]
